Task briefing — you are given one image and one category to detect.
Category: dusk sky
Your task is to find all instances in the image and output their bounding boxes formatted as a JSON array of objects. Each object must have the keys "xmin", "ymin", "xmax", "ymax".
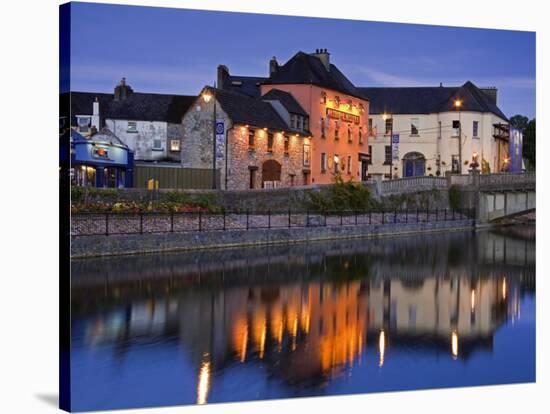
[{"xmin": 68, "ymin": 2, "xmax": 536, "ymax": 118}]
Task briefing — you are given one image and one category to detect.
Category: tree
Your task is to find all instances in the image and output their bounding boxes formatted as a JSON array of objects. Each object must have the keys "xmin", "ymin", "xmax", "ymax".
[
  {"xmin": 509, "ymin": 114, "xmax": 529, "ymax": 132},
  {"xmin": 523, "ymin": 118, "xmax": 536, "ymax": 169},
  {"xmin": 509, "ymin": 114, "xmax": 535, "ymax": 170}
]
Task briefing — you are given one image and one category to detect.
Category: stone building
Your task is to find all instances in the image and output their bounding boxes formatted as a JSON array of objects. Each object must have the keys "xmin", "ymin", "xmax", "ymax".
[
  {"xmin": 181, "ymin": 87, "xmax": 312, "ymax": 190},
  {"xmin": 217, "ymin": 49, "xmax": 371, "ymax": 185},
  {"xmin": 70, "ymin": 78, "xmax": 195, "ymax": 164},
  {"xmin": 359, "ymin": 82, "xmax": 509, "ymax": 179}
]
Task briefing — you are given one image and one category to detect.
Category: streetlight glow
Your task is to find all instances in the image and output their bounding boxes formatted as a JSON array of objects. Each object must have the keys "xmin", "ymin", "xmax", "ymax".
[
  {"xmin": 454, "ymin": 99, "xmax": 462, "ymax": 108},
  {"xmin": 202, "ymin": 90, "xmax": 212, "ymax": 103}
]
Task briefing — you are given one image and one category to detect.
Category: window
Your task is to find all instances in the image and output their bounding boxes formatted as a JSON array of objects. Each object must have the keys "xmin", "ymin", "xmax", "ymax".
[
  {"xmin": 127, "ymin": 121, "xmax": 138, "ymax": 133},
  {"xmin": 385, "ymin": 118, "xmax": 393, "ymax": 134},
  {"xmin": 358, "ymin": 127, "xmax": 363, "ymax": 144},
  {"xmin": 284, "ymin": 136, "xmax": 289, "ymax": 155},
  {"xmin": 248, "ymin": 129, "xmax": 255, "ymax": 149},
  {"xmin": 303, "ymin": 144, "xmax": 311, "ymax": 167},
  {"xmin": 267, "ymin": 132, "xmax": 274, "ymax": 152},
  {"xmin": 321, "ymin": 117, "xmax": 326, "ymax": 138},
  {"xmin": 368, "ymin": 145, "xmax": 373, "ymax": 164},
  {"xmin": 290, "ymin": 114, "xmax": 297, "ymax": 129},
  {"xmin": 334, "ymin": 154, "xmax": 339, "ymax": 173},
  {"xmin": 452, "ymin": 155, "xmax": 460, "ymax": 173},
  {"xmin": 411, "ymin": 118, "xmax": 419, "ymax": 135},
  {"xmin": 452, "ymin": 120, "xmax": 460, "ymax": 137},
  {"xmin": 348, "ymin": 127, "xmax": 352, "ymax": 143},
  {"xmin": 153, "ymin": 139, "xmax": 162, "ymax": 150},
  {"xmin": 77, "ymin": 116, "xmax": 91, "ymax": 133},
  {"xmin": 303, "ymin": 116, "xmax": 309, "ymax": 131},
  {"xmin": 347, "ymin": 155, "xmax": 352, "ymax": 174},
  {"xmin": 170, "ymin": 139, "xmax": 180, "ymax": 152},
  {"xmin": 335, "ymin": 122, "xmax": 339, "ymax": 141},
  {"xmin": 473, "ymin": 121, "xmax": 479, "ymax": 138},
  {"xmin": 321, "ymin": 152, "xmax": 327, "ymax": 173},
  {"xmin": 297, "ymin": 116, "xmax": 302, "ymax": 130},
  {"xmin": 368, "ymin": 118, "xmax": 373, "ymax": 132},
  {"xmin": 384, "ymin": 145, "xmax": 392, "ymax": 164}
]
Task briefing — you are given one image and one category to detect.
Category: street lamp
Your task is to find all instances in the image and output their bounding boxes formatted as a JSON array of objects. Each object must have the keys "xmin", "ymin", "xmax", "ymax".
[
  {"xmin": 202, "ymin": 88, "xmax": 217, "ymax": 189},
  {"xmin": 454, "ymin": 99, "xmax": 463, "ymax": 174}
]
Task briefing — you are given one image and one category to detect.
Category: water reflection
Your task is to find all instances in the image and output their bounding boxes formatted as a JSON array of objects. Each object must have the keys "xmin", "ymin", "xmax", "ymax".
[{"xmin": 71, "ymin": 226, "xmax": 535, "ymax": 411}]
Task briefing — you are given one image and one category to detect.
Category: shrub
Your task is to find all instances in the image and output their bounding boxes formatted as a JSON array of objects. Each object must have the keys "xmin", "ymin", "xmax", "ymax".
[
  {"xmin": 162, "ymin": 191, "xmax": 190, "ymax": 204},
  {"xmin": 306, "ymin": 174, "xmax": 374, "ymax": 212},
  {"xmin": 448, "ymin": 184, "xmax": 462, "ymax": 211}
]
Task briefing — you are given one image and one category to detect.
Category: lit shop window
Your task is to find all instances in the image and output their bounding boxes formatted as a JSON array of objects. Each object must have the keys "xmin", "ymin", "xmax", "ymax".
[{"xmin": 170, "ymin": 139, "xmax": 180, "ymax": 152}]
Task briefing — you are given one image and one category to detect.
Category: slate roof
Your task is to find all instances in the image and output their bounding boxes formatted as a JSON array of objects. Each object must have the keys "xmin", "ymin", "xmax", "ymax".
[
  {"xmin": 359, "ymin": 81, "xmax": 507, "ymax": 120},
  {"xmin": 263, "ymin": 51, "xmax": 365, "ymax": 100},
  {"xmin": 67, "ymin": 91, "xmax": 196, "ymax": 125},
  {"xmin": 70, "ymin": 127, "xmax": 128, "ymax": 148},
  {"xmin": 223, "ymin": 75, "xmax": 267, "ymax": 98},
  {"xmin": 261, "ymin": 88, "xmax": 308, "ymax": 116},
  {"xmin": 207, "ymin": 87, "xmax": 302, "ymax": 134}
]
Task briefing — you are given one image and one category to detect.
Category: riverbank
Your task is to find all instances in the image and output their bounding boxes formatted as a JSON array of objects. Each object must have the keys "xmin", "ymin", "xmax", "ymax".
[{"xmin": 71, "ymin": 218, "xmax": 475, "ymax": 258}]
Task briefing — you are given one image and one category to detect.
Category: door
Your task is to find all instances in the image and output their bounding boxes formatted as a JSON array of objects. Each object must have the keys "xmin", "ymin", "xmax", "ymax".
[
  {"xmin": 361, "ymin": 161, "xmax": 369, "ymax": 181},
  {"xmin": 404, "ymin": 160, "xmax": 414, "ymax": 177}
]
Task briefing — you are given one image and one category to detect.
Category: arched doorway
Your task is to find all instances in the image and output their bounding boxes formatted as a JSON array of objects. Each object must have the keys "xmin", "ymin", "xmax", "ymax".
[
  {"xmin": 262, "ymin": 159, "xmax": 281, "ymax": 188},
  {"xmin": 403, "ymin": 152, "xmax": 426, "ymax": 177}
]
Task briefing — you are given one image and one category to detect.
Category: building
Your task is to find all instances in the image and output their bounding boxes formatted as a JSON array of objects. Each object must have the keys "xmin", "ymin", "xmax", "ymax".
[
  {"xmin": 181, "ymin": 86, "xmax": 312, "ymax": 190},
  {"xmin": 359, "ymin": 81, "xmax": 509, "ymax": 179},
  {"xmin": 183, "ymin": 49, "xmax": 370, "ymax": 189},
  {"xmin": 70, "ymin": 78, "xmax": 195, "ymax": 164},
  {"xmin": 70, "ymin": 128, "xmax": 133, "ymax": 188}
]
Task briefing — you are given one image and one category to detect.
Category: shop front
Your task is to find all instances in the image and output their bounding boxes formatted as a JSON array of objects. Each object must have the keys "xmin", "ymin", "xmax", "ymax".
[{"xmin": 71, "ymin": 129, "xmax": 133, "ymax": 188}]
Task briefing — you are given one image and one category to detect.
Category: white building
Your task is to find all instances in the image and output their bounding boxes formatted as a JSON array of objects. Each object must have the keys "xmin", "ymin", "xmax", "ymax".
[
  {"xmin": 359, "ymin": 81, "xmax": 509, "ymax": 179},
  {"xmin": 70, "ymin": 78, "xmax": 195, "ymax": 163}
]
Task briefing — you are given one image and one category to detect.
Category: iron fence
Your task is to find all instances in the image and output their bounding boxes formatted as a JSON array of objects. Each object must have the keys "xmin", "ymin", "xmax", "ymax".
[{"xmin": 71, "ymin": 208, "xmax": 475, "ymax": 236}]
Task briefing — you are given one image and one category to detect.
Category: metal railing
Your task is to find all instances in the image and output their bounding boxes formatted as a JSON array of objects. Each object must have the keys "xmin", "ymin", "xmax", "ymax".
[
  {"xmin": 71, "ymin": 208, "xmax": 475, "ymax": 237},
  {"xmin": 380, "ymin": 176, "xmax": 447, "ymax": 194}
]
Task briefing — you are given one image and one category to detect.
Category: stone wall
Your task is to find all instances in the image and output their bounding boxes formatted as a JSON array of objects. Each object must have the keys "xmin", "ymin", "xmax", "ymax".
[{"xmin": 71, "ymin": 219, "xmax": 475, "ymax": 258}]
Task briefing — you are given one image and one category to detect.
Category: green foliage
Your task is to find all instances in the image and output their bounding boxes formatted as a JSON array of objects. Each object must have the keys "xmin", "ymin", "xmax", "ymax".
[
  {"xmin": 306, "ymin": 174, "xmax": 374, "ymax": 212},
  {"xmin": 448, "ymin": 184, "xmax": 462, "ymax": 211},
  {"xmin": 510, "ymin": 114, "xmax": 535, "ymax": 169},
  {"xmin": 524, "ymin": 118, "xmax": 535, "ymax": 168},
  {"xmin": 162, "ymin": 191, "xmax": 190, "ymax": 204},
  {"xmin": 71, "ymin": 186, "xmax": 84, "ymax": 203},
  {"xmin": 509, "ymin": 114, "xmax": 529, "ymax": 131}
]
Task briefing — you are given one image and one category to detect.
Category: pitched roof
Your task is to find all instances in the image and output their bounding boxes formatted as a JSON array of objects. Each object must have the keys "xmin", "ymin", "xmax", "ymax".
[
  {"xmin": 263, "ymin": 51, "xmax": 365, "ymax": 100},
  {"xmin": 261, "ymin": 88, "xmax": 308, "ymax": 116},
  {"xmin": 70, "ymin": 127, "xmax": 128, "ymax": 148},
  {"xmin": 67, "ymin": 91, "xmax": 196, "ymax": 125},
  {"xmin": 208, "ymin": 88, "xmax": 296, "ymax": 134},
  {"xmin": 223, "ymin": 75, "xmax": 267, "ymax": 98},
  {"xmin": 359, "ymin": 81, "xmax": 507, "ymax": 120}
]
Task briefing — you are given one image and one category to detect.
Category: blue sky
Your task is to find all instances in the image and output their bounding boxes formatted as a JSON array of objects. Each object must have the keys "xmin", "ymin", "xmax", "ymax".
[{"xmin": 67, "ymin": 2, "xmax": 536, "ymax": 118}]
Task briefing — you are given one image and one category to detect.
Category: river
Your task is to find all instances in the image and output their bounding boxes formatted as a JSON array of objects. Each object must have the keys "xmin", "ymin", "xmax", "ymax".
[{"xmin": 70, "ymin": 225, "xmax": 535, "ymax": 411}]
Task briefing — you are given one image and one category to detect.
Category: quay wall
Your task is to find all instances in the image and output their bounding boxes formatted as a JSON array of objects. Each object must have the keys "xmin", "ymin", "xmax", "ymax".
[{"xmin": 71, "ymin": 219, "xmax": 474, "ymax": 258}]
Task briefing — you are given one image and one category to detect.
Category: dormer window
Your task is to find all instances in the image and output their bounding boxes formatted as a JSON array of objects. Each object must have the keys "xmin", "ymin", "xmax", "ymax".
[
  {"xmin": 77, "ymin": 116, "xmax": 91, "ymax": 133},
  {"xmin": 304, "ymin": 117, "xmax": 309, "ymax": 131},
  {"xmin": 290, "ymin": 114, "xmax": 297, "ymax": 129},
  {"xmin": 296, "ymin": 116, "xmax": 302, "ymax": 130},
  {"xmin": 320, "ymin": 91, "xmax": 327, "ymax": 104}
]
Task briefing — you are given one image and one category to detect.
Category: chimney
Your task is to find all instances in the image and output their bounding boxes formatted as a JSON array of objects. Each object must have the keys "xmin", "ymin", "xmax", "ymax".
[
  {"xmin": 480, "ymin": 87, "xmax": 498, "ymax": 105},
  {"xmin": 217, "ymin": 65, "xmax": 229, "ymax": 90},
  {"xmin": 439, "ymin": 82, "xmax": 443, "ymax": 87},
  {"xmin": 91, "ymin": 97, "xmax": 100, "ymax": 129},
  {"xmin": 269, "ymin": 56, "xmax": 279, "ymax": 77},
  {"xmin": 114, "ymin": 77, "xmax": 134, "ymax": 101},
  {"xmin": 311, "ymin": 48, "xmax": 330, "ymax": 71}
]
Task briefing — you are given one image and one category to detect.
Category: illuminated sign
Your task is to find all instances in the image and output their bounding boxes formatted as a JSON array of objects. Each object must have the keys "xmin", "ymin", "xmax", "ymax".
[
  {"xmin": 92, "ymin": 146, "xmax": 110, "ymax": 159},
  {"xmin": 326, "ymin": 107, "xmax": 360, "ymax": 124}
]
